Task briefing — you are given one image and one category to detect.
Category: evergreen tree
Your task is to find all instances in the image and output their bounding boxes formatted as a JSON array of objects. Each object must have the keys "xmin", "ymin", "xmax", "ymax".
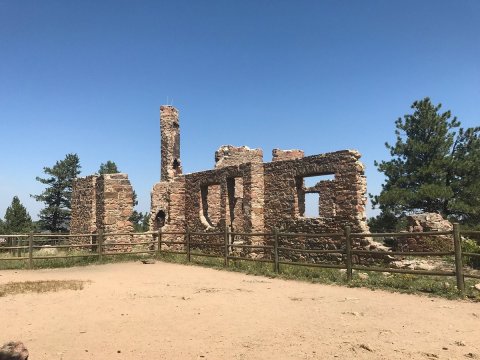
[
  {"xmin": 130, "ymin": 211, "xmax": 150, "ymax": 232},
  {"xmin": 3, "ymin": 196, "xmax": 33, "ymax": 234},
  {"xmin": 371, "ymin": 98, "xmax": 480, "ymax": 226},
  {"xmin": 367, "ymin": 211, "xmax": 404, "ymax": 233},
  {"xmin": 128, "ymin": 190, "xmax": 150, "ymax": 232},
  {"xmin": 0, "ymin": 218, "xmax": 5, "ymax": 234},
  {"xmin": 98, "ymin": 161, "xmax": 119, "ymax": 174},
  {"xmin": 32, "ymin": 153, "xmax": 81, "ymax": 232}
]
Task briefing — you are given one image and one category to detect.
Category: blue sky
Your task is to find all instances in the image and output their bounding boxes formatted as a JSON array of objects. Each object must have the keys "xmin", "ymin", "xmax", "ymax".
[{"xmin": 0, "ymin": 0, "xmax": 479, "ymax": 220}]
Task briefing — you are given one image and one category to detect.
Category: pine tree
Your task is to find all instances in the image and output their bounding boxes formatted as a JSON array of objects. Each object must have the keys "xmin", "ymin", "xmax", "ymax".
[
  {"xmin": 371, "ymin": 98, "xmax": 480, "ymax": 227},
  {"xmin": 3, "ymin": 196, "xmax": 33, "ymax": 234},
  {"xmin": 98, "ymin": 161, "xmax": 119, "ymax": 174},
  {"xmin": 130, "ymin": 211, "xmax": 150, "ymax": 232},
  {"xmin": 32, "ymin": 153, "xmax": 81, "ymax": 232}
]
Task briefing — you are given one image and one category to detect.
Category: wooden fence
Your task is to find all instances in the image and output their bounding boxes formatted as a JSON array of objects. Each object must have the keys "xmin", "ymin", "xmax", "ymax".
[{"xmin": 1, "ymin": 224, "xmax": 479, "ymax": 292}]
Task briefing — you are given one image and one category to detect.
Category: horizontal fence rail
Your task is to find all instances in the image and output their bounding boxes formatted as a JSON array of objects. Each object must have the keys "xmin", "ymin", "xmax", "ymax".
[{"xmin": 1, "ymin": 223, "xmax": 480, "ymax": 292}]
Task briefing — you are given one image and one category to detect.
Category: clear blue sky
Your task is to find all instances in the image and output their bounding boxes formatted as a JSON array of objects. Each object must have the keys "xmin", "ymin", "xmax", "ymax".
[{"xmin": 1, "ymin": 0, "xmax": 479, "ymax": 220}]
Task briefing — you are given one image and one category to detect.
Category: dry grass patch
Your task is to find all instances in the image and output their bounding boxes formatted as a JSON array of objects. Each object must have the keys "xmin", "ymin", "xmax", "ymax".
[{"xmin": 0, "ymin": 280, "xmax": 89, "ymax": 297}]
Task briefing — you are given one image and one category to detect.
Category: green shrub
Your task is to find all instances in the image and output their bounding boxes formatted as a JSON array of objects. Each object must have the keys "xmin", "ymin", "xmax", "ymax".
[{"xmin": 462, "ymin": 238, "xmax": 480, "ymax": 269}]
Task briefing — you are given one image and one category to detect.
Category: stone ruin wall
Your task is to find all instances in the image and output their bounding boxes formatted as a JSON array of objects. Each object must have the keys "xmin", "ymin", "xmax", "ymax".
[
  {"xmin": 149, "ymin": 105, "xmax": 376, "ymax": 261},
  {"xmin": 263, "ymin": 150, "xmax": 368, "ymax": 234},
  {"xmin": 67, "ymin": 105, "xmax": 378, "ymax": 261},
  {"xmin": 151, "ymin": 153, "xmax": 372, "ymax": 262},
  {"xmin": 213, "ymin": 145, "xmax": 265, "ymax": 238},
  {"xmin": 215, "ymin": 145, "xmax": 263, "ymax": 168},
  {"xmin": 70, "ymin": 173, "xmax": 135, "ymax": 250},
  {"xmin": 263, "ymin": 150, "xmax": 371, "ymax": 262},
  {"xmin": 70, "ymin": 175, "xmax": 98, "ymax": 235},
  {"xmin": 69, "ymin": 105, "xmax": 376, "ymax": 261},
  {"xmin": 96, "ymin": 174, "xmax": 134, "ymax": 239},
  {"xmin": 183, "ymin": 162, "xmax": 265, "ymax": 233},
  {"xmin": 150, "ymin": 176, "xmax": 186, "ymax": 245}
]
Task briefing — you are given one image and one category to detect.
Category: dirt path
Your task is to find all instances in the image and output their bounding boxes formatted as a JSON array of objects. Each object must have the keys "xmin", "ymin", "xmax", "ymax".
[{"xmin": 0, "ymin": 261, "xmax": 479, "ymax": 359}]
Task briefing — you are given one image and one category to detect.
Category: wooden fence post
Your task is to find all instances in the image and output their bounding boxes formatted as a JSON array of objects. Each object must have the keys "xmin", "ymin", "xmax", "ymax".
[
  {"xmin": 157, "ymin": 229, "xmax": 162, "ymax": 257},
  {"xmin": 453, "ymin": 223, "xmax": 465, "ymax": 293},
  {"xmin": 224, "ymin": 226, "xmax": 229, "ymax": 267},
  {"xmin": 186, "ymin": 228, "xmax": 191, "ymax": 262},
  {"xmin": 344, "ymin": 225, "xmax": 353, "ymax": 282},
  {"xmin": 17, "ymin": 238, "xmax": 21, "ymax": 257},
  {"xmin": 9, "ymin": 238, "xmax": 14, "ymax": 256},
  {"xmin": 98, "ymin": 229, "xmax": 104, "ymax": 262},
  {"xmin": 28, "ymin": 232, "xmax": 34, "ymax": 269},
  {"xmin": 273, "ymin": 228, "xmax": 280, "ymax": 273}
]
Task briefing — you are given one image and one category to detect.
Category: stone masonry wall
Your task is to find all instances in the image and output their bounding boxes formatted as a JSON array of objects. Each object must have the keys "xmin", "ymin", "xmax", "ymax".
[
  {"xmin": 150, "ymin": 177, "xmax": 186, "ymax": 245},
  {"xmin": 96, "ymin": 174, "xmax": 134, "ymax": 234},
  {"xmin": 71, "ymin": 173, "xmax": 134, "ymax": 250},
  {"xmin": 96, "ymin": 173, "xmax": 134, "ymax": 251},
  {"xmin": 213, "ymin": 145, "xmax": 264, "ymax": 239},
  {"xmin": 215, "ymin": 145, "xmax": 263, "ymax": 168},
  {"xmin": 71, "ymin": 175, "xmax": 98, "ymax": 236},
  {"xmin": 150, "ymin": 106, "xmax": 374, "ymax": 262},
  {"xmin": 272, "ymin": 148, "xmax": 304, "ymax": 162},
  {"xmin": 263, "ymin": 150, "xmax": 370, "ymax": 261},
  {"xmin": 181, "ymin": 163, "xmax": 264, "ymax": 253},
  {"xmin": 151, "ymin": 148, "xmax": 373, "ymax": 261}
]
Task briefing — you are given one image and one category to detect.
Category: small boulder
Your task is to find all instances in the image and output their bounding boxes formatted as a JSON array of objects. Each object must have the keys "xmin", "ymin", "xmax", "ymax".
[
  {"xmin": 141, "ymin": 259, "xmax": 156, "ymax": 264},
  {"xmin": 36, "ymin": 245, "xmax": 58, "ymax": 256},
  {"xmin": 358, "ymin": 272, "xmax": 369, "ymax": 280},
  {"xmin": 0, "ymin": 341, "xmax": 29, "ymax": 360}
]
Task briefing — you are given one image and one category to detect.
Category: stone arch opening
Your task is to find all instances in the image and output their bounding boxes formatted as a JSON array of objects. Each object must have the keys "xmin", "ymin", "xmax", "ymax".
[
  {"xmin": 173, "ymin": 159, "xmax": 180, "ymax": 169},
  {"xmin": 154, "ymin": 210, "xmax": 166, "ymax": 230}
]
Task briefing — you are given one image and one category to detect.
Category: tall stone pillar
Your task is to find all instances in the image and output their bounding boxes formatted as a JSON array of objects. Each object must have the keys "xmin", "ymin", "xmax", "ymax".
[{"xmin": 160, "ymin": 105, "xmax": 182, "ymax": 181}]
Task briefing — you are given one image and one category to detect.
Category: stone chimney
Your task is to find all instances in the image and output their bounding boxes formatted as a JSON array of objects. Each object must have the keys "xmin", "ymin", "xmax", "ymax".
[{"xmin": 160, "ymin": 105, "xmax": 182, "ymax": 181}]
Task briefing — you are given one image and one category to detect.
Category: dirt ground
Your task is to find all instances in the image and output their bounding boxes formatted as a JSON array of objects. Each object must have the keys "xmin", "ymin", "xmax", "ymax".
[{"xmin": 0, "ymin": 261, "xmax": 479, "ymax": 360}]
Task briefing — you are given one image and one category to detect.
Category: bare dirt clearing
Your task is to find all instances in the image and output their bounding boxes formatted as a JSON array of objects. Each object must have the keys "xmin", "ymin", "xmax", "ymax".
[{"xmin": 0, "ymin": 262, "xmax": 479, "ymax": 359}]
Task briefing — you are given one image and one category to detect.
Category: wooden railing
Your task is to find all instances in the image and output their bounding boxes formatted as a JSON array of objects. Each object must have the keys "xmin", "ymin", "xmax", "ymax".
[{"xmin": 1, "ymin": 224, "xmax": 479, "ymax": 292}]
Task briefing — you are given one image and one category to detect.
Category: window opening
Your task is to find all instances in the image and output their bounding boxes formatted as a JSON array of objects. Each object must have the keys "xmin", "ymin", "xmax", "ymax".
[
  {"xmin": 200, "ymin": 184, "xmax": 221, "ymax": 228},
  {"xmin": 154, "ymin": 210, "xmax": 166, "ymax": 229},
  {"xmin": 304, "ymin": 193, "xmax": 320, "ymax": 217},
  {"xmin": 297, "ymin": 174, "xmax": 335, "ymax": 218}
]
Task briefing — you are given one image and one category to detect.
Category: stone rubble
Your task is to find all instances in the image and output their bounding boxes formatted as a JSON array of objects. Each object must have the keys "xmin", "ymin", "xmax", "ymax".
[{"xmin": 394, "ymin": 213, "xmax": 454, "ymax": 252}]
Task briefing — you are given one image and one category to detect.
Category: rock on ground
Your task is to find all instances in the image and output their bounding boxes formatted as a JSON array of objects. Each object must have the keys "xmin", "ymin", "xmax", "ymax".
[
  {"xmin": 0, "ymin": 341, "xmax": 29, "ymax": 360},
  {"xmin": 36, "ymin": 245, "xmax": 59, "ymax": 256}
]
